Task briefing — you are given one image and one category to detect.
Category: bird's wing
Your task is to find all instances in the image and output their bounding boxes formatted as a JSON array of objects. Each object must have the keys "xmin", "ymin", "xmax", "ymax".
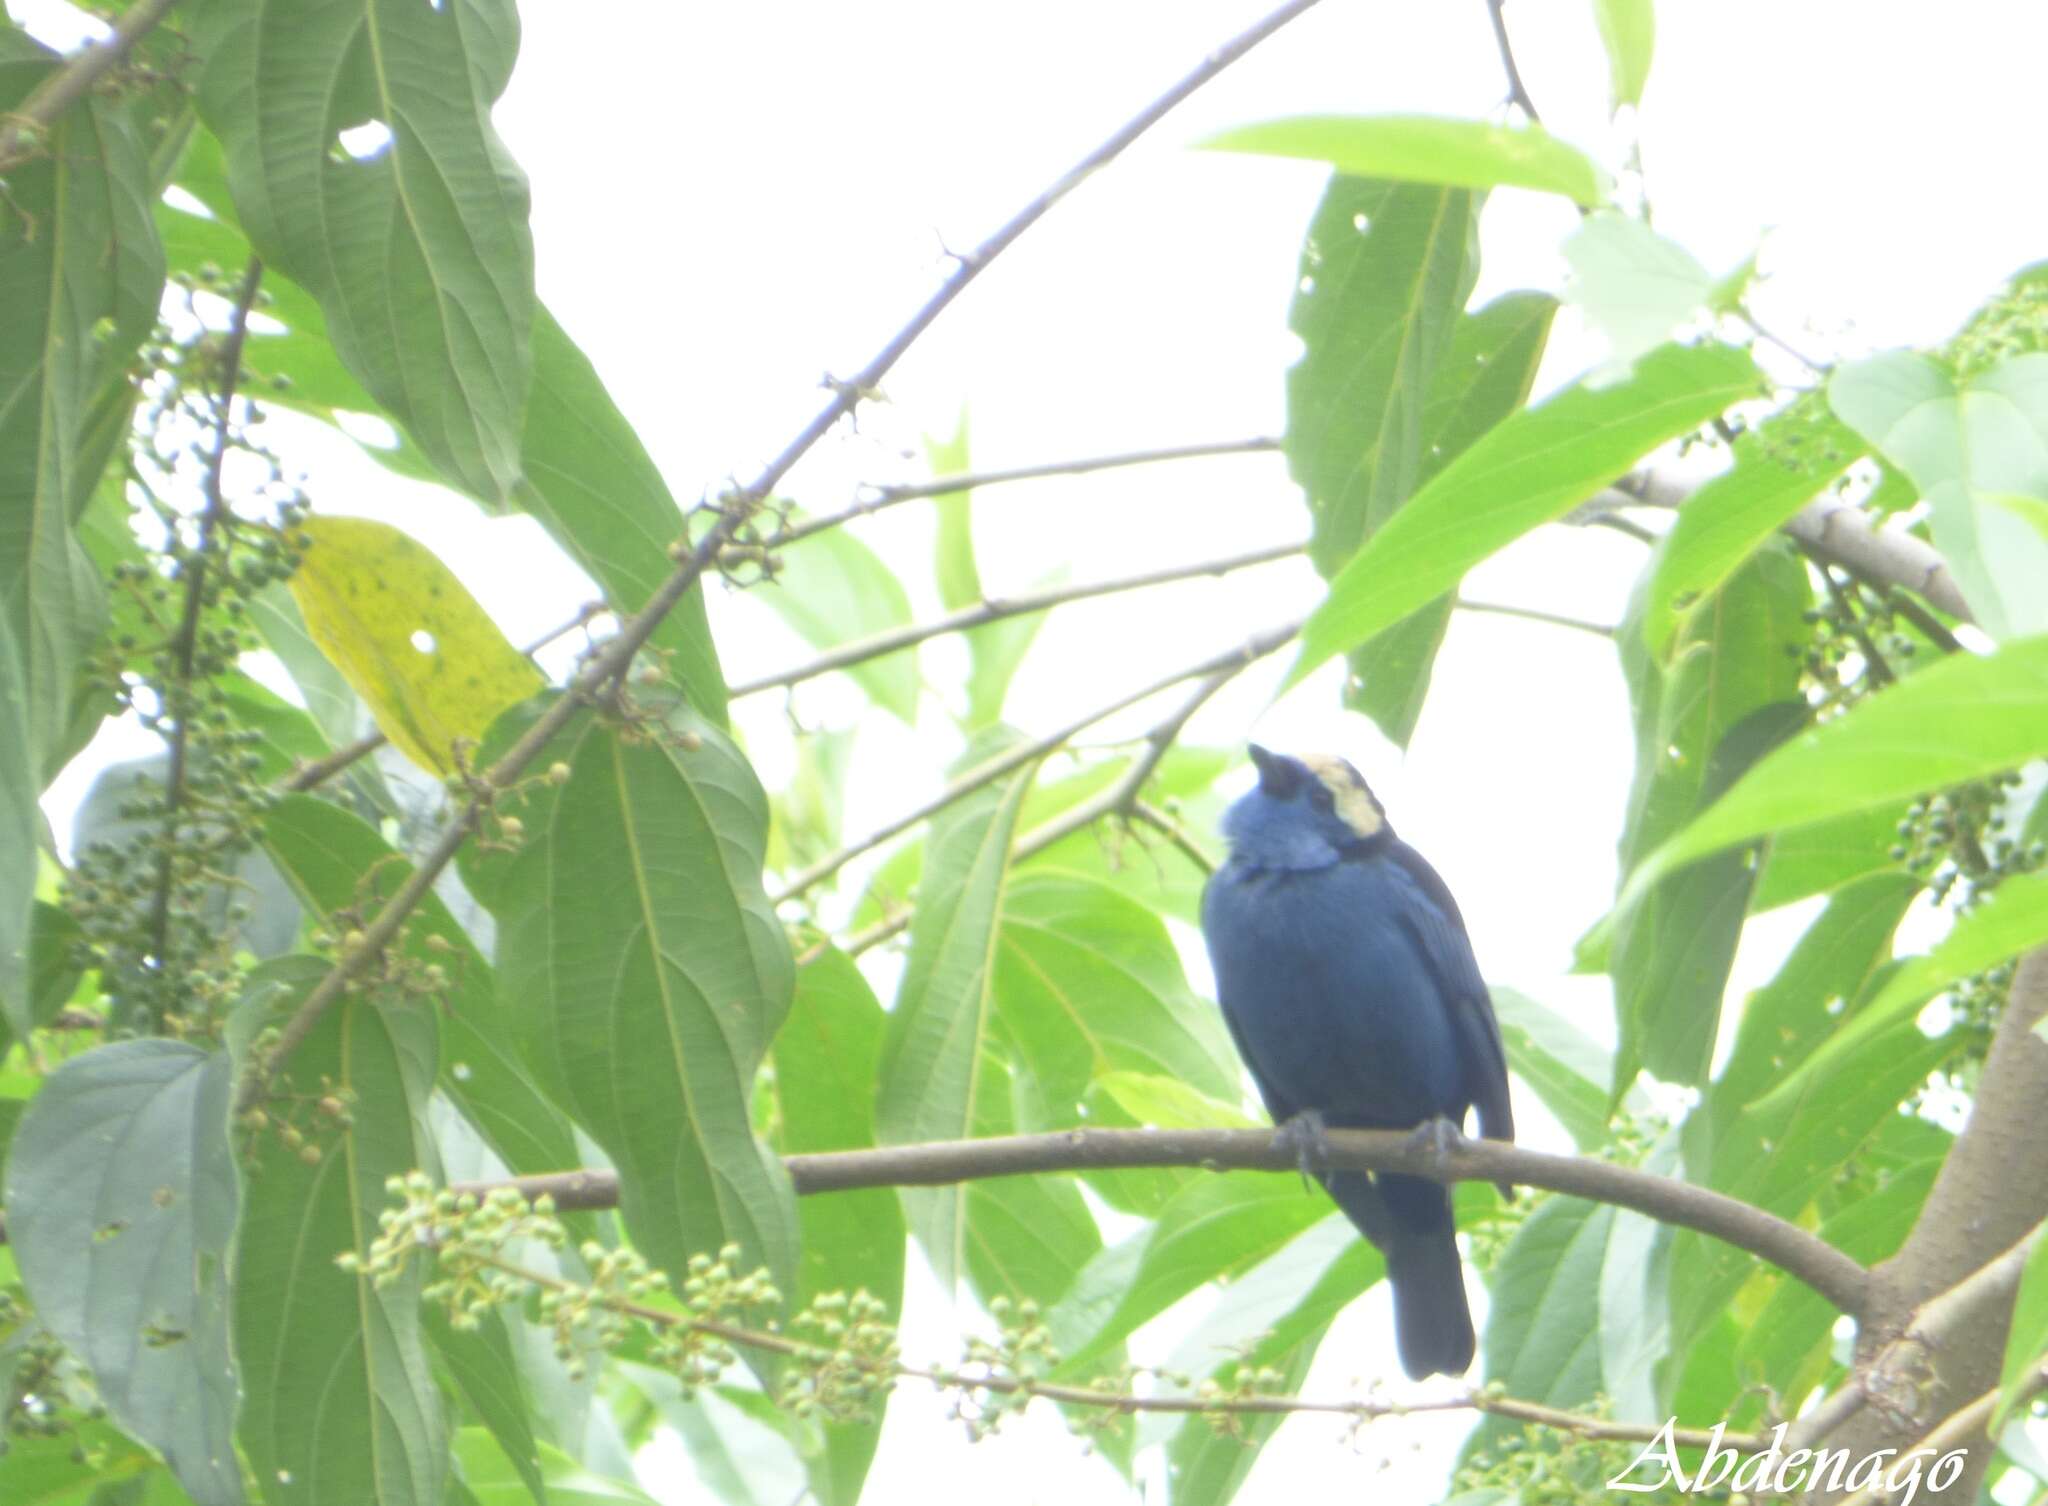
[{"xmin": 1386, "ymin": 841, "xmax": 1514, "ymax": 1146}]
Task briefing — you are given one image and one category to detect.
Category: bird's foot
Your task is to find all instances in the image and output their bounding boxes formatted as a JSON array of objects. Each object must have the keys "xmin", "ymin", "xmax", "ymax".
[
  {"xmin": 1407, "ymin": 1115, "xmax": 1465, "ymax": 1166},
  {"xmin": 1277, "ymin": 1110, "xmax": 1333, "ymax": 1184}
]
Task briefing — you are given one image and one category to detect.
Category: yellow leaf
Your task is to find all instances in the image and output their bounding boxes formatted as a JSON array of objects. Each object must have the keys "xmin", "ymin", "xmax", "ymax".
[{"xmin": 287, "ymin": 517, "xmax": 544, "ymax": 775}]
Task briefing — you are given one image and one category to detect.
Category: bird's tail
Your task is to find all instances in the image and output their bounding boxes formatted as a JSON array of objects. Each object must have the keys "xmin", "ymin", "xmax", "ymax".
[{"xmin": 1323, "ymin": 1169, "xmax": 1475, "ymax": 1382}]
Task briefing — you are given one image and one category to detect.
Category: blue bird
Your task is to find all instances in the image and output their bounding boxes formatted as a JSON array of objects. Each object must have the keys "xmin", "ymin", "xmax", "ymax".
[{"xmin": 1200, "ymin": 745, "xmax": 1513, "ymax": 1380}]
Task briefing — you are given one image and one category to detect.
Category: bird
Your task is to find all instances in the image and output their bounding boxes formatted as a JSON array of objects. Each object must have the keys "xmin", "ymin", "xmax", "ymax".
[{"xmin": 1199, "ymin": 745, "xmax": 1513, "ymax": 1380}]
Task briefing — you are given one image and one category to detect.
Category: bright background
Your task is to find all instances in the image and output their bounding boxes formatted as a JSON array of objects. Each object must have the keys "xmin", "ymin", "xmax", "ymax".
[{"xmin": 22, "ymin": 0, "xmax": 2048, "ymax": 1500}]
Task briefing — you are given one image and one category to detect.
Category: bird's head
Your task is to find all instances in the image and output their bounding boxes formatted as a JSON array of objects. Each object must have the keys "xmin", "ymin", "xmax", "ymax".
[{"xmin": 1218, "ymin": 745, "xmax": 1389, "ymax": 869}]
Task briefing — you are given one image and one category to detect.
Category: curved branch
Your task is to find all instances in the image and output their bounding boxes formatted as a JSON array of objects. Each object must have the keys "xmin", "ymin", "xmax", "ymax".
[
  {"xmin": 730, "ymin": 541, "xmax": 1303, "ymax": 700},
  {"xmin": 761, "ymin": 435, "xmax": 1281, "ymax": 550},
  {"xmin": 770, "ymin": 614, "xmax": 1302, "ymax": 902},
  {"xmin": 236, "ymin": 0, "xmax": 1328, "ymax": 1106},
  {"xmin": 456, "ymin": 1125, "xmax": 1869, "ymax": 1319},
  {"xmin": 0, "ymin": 0, "xmax": 180, "ymax": 171},
  {"xmin": 1482, "ymin": 0, "xmax": 1542, "ymax": 122},
  {"xmin": 826, "ymin": 617, "xmax": 1297, "ymax": 959}
]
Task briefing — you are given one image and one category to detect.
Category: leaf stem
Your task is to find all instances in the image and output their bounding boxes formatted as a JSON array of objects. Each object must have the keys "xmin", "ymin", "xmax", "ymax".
[{"xmin": 0, "ymin": 0, "xmax": 182, "ymax": 171}]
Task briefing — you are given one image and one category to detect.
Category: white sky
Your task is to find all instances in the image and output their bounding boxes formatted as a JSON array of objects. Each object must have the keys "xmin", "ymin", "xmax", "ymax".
[{"xmin": 22, "ymin": 0, "xmax": 2048, "ymax": 1500}]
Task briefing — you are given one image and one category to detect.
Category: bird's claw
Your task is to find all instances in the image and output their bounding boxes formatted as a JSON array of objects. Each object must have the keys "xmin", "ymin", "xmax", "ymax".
[
  {"xmin": 1278, "ymin": 1109, "xmax": 1333, "ymax": 1184},
  {"xmin": 1407, "ymin": 1115, "xmax": 1464, "ymax": 1164}
]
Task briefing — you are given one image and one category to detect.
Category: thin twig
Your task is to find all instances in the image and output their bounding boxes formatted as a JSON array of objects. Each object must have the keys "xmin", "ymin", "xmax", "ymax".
[
  {"xmin": 771, "ymin": 616, "xmax": 1301, "ymax": 903},
  {"xmin": 731, "ymin": 541, "xmax": 1303, "ymax": 700},
  {"xmin": 1807, "ymin": 552, "xmax": 1896, "ymax": 688},
  {"xmin": 1482, "ymin": 0, "xmax": 1542, "ymax": 122},
  {"xmin": 236, "ymin": 0, "xmax": 1331, "ymax": 1108},
  {"xmin": 1130, "ymin": 798, "xmax": 1215, "ymax": 874},
  {"xmin": 145, "ymin": 258, "xmax": 263, "ymax": 981},
  {"xmin": 451, "ymin": 1124, "xmax": 1869, "ymax": 1317},
  {"xmin": 276, "ymin": 602, "xmax": 610, "ymax": 795},
  {"xmin": 0, "ymin": 0, "xmax": 181, "ymax": 171},
  {"xmin": 818, "ymin": 620, "xmax": 1306, "ymax": 960},
  {"xmin": 456, "ymin": 1244, "xmax": 1756, "ymax": 1445},
  {"xmin": 1454, "ymin": 596, "xmax": 1615, "ymax": 637},
  {"xmin": 760, "ymin": 436, "xmax": 1281, "ymax": 551}
]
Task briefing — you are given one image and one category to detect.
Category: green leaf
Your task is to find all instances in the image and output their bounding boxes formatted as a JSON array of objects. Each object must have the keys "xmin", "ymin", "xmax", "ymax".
[
  {"xmin": 993, "ymin": 872, "xmax": 1240, "ymax": 1118},
  {"xmin": 0, "ymin": 31, "xmax": 163, "ymax": 1013},
  {"xmin": 1829, "ymin": 350, "xmax": 2048, "ymax": 641},
  {"xmin": 0, "ymin": 1419, "xmax": 163, "ymax": 1504},
  {"xmin": 262, "ymin": 794, "xmax": 578, "ymax": 1181},
  {"xmin": 1618, "ymin": 633, "xmax": 2048, "ymax": 913},
  {"xmin": 1752, "ymin": 802, "xmax": 1913, "ymax": 913},
  {"xmin": 1472, "ymin": 1195, "xmax": 1611, "ymax": 1452},
  {"xmin": 1644, "ymin": 397, "xmax": 1865, "ymax": 661},
  {"xmin": 455, "ymin": 1430, "xmax": 660, "ymax": 1506},
  {"xmin": 1610, "ymin": 544, "xmax": 1811, "ymax": 1089},
  {"xmin": 1563, "ymin": 213, "xmax": 1714, "ymax": 380},
  {"xmin": 874, "ymin": 734, "xmax": 1035, "ymax": 1290},
  {"xmin": 1047, "ymin": 1177, "xmax": 1333, "ymax": 1376},
  {"xmin": 1092, "ymin": 1071, "xmax": 1253, "ymax": 1130},
  {"xmin": 1489, "ymin": 986, "xmax": 1616, "ymax": 1150},
  {"xmin": 1841, "ymin": 867, "xmax": 2048, "ymax": 1068},
  {"xmin": 427, "ymin": 1308, "xmax": 547, "ymax": 1506},
  {"xmin": 1288, "ymin": 342, "xmax": 1763, "ymax": 688},
  {"xmin": 5, "ymin": 1041, "xmax": 243, "ymax": 1506},
  {"xmin": 234, "ymin": 970, "xmax": 448, "ymax": 1506},
  {"xmin": 1203, "ymin": 115, "xmax": 1608, "ymax": 207},
  {"xmin": 287, "ymin": 516, "xmax": 545, "ymax": 776},
  {"xmin": 1155, "ymin": 1220, "xmax": 1378, "ymax": 1506},
  {"xmin": 769, "ymin": 950, "xmax": 904, "ymax": 1506},
  {"xmin": 1591, "ymin": 0, "xmax": 1656, "ymax": 109},
  {"xmin": 187, "ymin": 0, "xmax": 535, "ymax": 504},
  {"xmin": 1285, "ymin": 178, "xmax": 1479, "ymax": 576},
  {"xmin": 461, "ymin": 697, "xmax": 799, "ymax": 1293},
  {"xmin": 1999, "ymin": 1228, "xmax": 2048, "ymax": 1427},
  {"xmin": 757, "ymin": 524, "xmax": 919, "ymax": 722},
  {"xmin": 513, "ymin": 308, "xmax": 727, "ymax": 726},
  {"xmin": 962, "ymin": 1053, "xmax": 1103, "ymax": 1311}
]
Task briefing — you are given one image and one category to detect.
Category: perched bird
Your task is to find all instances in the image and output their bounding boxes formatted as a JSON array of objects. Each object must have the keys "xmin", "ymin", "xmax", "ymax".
[{"xmin": 1200, "ymin": 746, "xmax": 1513, "ymax": 1380}]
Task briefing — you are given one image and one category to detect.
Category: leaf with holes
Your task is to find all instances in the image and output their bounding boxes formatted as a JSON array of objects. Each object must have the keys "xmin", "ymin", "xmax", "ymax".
[
  {"xmin": 287, "ymin": 515, "xmax": 543, "ymax": 775},
  {"xmin": 5, "ymin": 1041, "xmax": 243, "ymax": 1506}
]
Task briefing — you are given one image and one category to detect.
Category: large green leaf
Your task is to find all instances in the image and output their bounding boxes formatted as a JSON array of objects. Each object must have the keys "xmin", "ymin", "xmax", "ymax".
[
  {"xmin": 1288, "ymin": 342, "xmax": 1763, "ymax": 688},
  {"xmin": 1204, "ymin": 115, "xmax": 1607, "ymax": 207},
  {"xmin": 0, "ymin": 31, "xmax": 162, "ymax": 1014},
  {"xmin": 187, "ymin": 0, "xmax": 535, "ymax": 504},
  {"xmin": 962, "ymin": 1053, "xmax": 1103, "ymax": 1312},
  {"xmin": 263, "ymin": 794, "xmax": 578, "ymax": 1180},
  {"xmin": 758, "ymin": 525, "xmax": 918, "ymax": 722},
  {"xmin": 5, "ymin": 1041, "xmax": 243, "ymax": 1505},
  {"xmin": 1618, "ymin": 633, "xmax": 2048, "ymax": 911},
  {"xmin": 1751, "ymin": 800, "xmax": 1914, "ymax": 913},
  {"xmin": 769, "ymin": 950, "xmax": 905, "ymax": 1506},
  {"xmin": 513, "ymin": 309, "xmax": 727, "ymax": 725},
  {"xmin": 1286, "ymin": 177, "xmax": 1479, "ymax": 577},
  {"xmin": 1562, "ymin": 214, "xmax": 1718, "ymax": 379},
  {"xmin": 1473, "ymin": 1195, "xmax": 1611, "ymax": 1451},
  {"xmin": 1047, "ymin": 1177, "xmax": 1334, "ymax": 1376},
  {"xmin": 427, "ymin": 1306, "xmax": 547, "ymax": 1506},
  {"xmin": 1643, "ymin": 395, "xmax": 1865, "ymax": 661},
  {"xmin": 1489, "ymin": 986, "xmax": 1617, "ymax": 1150},
  {"xmin": 1155, "ymin": 1219, "xmax": 1378, "ymax": 1506},
  {"xmin": 1610, "ymin": 544, "xmax": 1811, "ymax": 1089},
  {"xmin": 1830, "ymin": 350, "xmax": 2048, "ymax": 641},
  {"xmin": 461, "ymin": 697, "xmax": 798, "ymax": 1291},
  {"xmin": 874, "ymin": 735, "xmax": 1035, "ymax": 1290},
  {"xmin": 234, "ymin": 965, "xmax": 448, "ymax": 1506}
]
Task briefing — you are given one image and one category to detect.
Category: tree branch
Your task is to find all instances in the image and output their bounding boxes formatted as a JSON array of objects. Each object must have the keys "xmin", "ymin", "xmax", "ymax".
[
  {"xmin": 770, "ymin": 615, "xmax": 1301, "ymax": 903},
  {"xmin": 236, "ymin": 0, "xmax": 1328, "ymax": 1106},
  {"xmin": 0, "ymin": 0, "xmax": 181, "ymax": 172},
  {"xmin": 730, "ymin": 541, "xmax": 1302, "ymax": 700},
  {"xmin": 453, "ymin": 1125, "xmax": 1869, "ymax": 1317},
  {"xmin": 1454, "ymin": 596, "xmax": 1614, "ymax": 638},
  {"xmin": 1482, "ymin": 0, "xmax": 1542, "ymax": 122},
  {"xmin": 824, "ymin": 619, "xmax": 1295, "ymax": 960},
  {"xmin": 144, "ymin": 258, "xmax": 263, "ymax": 990},
  {"xmin": 759, "ymin": 435, "xmax": 1281, "ymax": 551}
]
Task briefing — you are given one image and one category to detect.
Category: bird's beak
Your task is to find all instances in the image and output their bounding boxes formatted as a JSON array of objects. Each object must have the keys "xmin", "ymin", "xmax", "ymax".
[{"xmin": 1247, "ymin": 743, "xmax": 1293, "ymax": 795}]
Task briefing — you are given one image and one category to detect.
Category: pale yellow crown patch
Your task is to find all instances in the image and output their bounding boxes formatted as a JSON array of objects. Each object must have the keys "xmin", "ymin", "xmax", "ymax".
[{"xmin": 1299, "ymin": 753, "xmax": 1384, "ymax": 839}]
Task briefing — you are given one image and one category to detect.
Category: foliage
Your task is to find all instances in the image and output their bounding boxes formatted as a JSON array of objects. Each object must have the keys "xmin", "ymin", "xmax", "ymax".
[{"xmin": 3, "ymin": 4, "xmax": 2048, "ymax": 1506}]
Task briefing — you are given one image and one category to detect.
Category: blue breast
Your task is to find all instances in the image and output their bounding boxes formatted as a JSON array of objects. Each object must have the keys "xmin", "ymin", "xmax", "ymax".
[{"xmin": 1202, "ymin": 854, "xmax": 1467, "ymax": 1129}]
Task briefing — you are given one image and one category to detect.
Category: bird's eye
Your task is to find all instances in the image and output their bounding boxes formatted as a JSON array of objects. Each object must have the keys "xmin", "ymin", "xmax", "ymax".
[{"xmin": 1308, "ymin": 782, "xmax": 1335, "ymax": 813}]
